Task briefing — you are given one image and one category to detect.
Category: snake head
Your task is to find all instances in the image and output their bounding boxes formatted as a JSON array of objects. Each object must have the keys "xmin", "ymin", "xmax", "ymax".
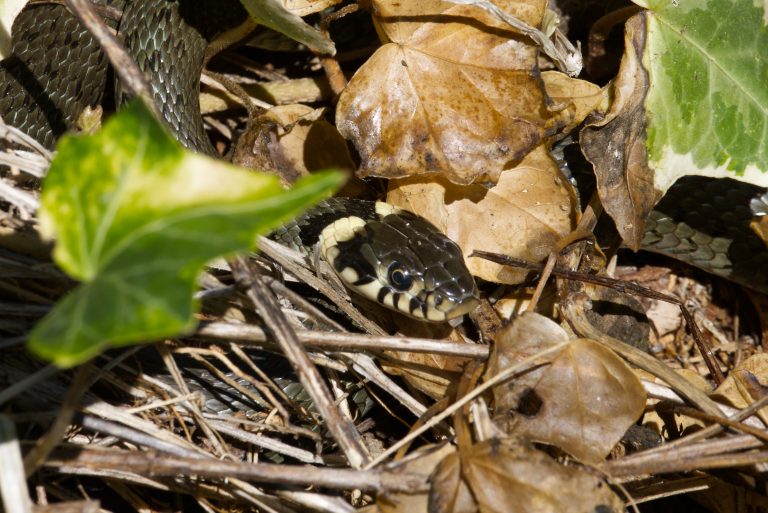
[{"xmin": 320, "ymin": 203, "xmax": 479, "ymax": 321}]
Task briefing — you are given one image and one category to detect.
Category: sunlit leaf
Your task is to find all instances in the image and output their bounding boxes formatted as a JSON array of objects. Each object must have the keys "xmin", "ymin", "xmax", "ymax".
[
  {"xmin": 336, "ymin": 0, "xmax": 570, "ymax": 184},
  {"xmin": 240, "ymin": 0, "xmax": 335, "ymax": 55},
  {"xmin": 638, "ymin": 0, "xmax": 768, "ymax": 191},
  {"xmin": 583, "ymin": 0, "xmax": 768, "ymax": 248}
]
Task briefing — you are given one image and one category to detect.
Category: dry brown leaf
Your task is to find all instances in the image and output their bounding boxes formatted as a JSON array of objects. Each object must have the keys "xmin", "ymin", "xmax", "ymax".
[
  {"xmin": 428, "ymin": 446, "xmax": 477, "ymax": 513},
  {"xmin": 487, "ymin": 312, "xmax": 572, "ymax": 429},
  {"xmin": 388, "ymin": 145, "xmax": 577, "ymax": 284},
  {"xmin": 430, "ymin": 438, "xmax": 623, "ymax": 513},
  {"xmin": 487, "ymin": 311, "xmax": 570, "ymax": 376},
  {"xmin": 488, "ymin": 312, "xmax": 646, "ymax": 464},
  {"xmin": 514, "ymin": 338, "xmax": 646, "ymax": 464},
  {"xmin": 580, "ymin": 15, "xmax": 661, "ymax": 249},
  {"xmin": 713, "ymin": 354, "xmax": 768, "ymax": 412},
  {"xmin": 381, "ymin": 352, "xmax": 461, "ymax": 400},
  {"xmin": 233, "ymin": 104, "xmax": 354, "ymax": 183},
  {"xmin": 541, "ymin": 71, "xmax": 605, "ymax": 135},
  {"xmin": 336, "ymin": 0, "xmax": 571, "ymax": 184}
]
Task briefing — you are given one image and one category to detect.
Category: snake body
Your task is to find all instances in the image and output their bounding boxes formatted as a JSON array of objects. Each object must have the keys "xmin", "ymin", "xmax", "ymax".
[
  {"xmin": 1, "ymin": 1, "xmax": 767, "ymax": 301},
  {"xmin": 643, "ymin": 176, "xmax": 768, "ymax": 292}
]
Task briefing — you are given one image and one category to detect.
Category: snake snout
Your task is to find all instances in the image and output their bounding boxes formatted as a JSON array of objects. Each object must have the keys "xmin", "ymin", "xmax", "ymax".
[{"xmin": 429, "ymin": 274, "xmax": 480, "ymax": 320}]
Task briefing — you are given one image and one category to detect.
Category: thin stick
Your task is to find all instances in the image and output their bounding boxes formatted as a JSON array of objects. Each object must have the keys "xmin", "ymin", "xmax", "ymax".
[
  {"xmin": 196, "ymin": 321, "xmax": 489, "ymax": 359},
  {"xmin": 47, "ymin": 447, "xmax": 426, "ymax": 493},
  {"xmin": 657, "ymin": 404, "xmax": 768, "ymax": 443}
]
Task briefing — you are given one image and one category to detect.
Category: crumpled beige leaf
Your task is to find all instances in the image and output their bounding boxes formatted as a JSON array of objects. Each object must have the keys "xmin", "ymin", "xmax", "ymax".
[
  {"xmin": 579, "ymin": 15, "xmax": 661, "ymax": 249},
  {"xmin": 233, "ymin": 104, "xmax": 354, "ymax": 184},
  {"xmin": 388, "ymin": 145, "xmax": 578, "ymax": 284},
  {"xmin": 337, "ymin": 0, "xmax": 571, "ymax": 184},
  {"xmin": 429, "ymin": 438, "xmax": 624, "ymax": 513},
  {"xmin": 282, "ymin": 0, "xmax": 342, "ymax": 17},
  {"xmin": 487, "ymin": 312, "xmax": 646, "ymax": 464},
  {"xmin": 542, "ymin": 70, "xmax": 605, "ymax": 136},
  {"xmin": 712, "ymin": 354, "xmax": 768, "ymax": 415}
]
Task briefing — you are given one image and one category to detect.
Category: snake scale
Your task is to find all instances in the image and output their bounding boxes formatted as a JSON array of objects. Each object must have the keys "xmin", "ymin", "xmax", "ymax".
[{"xmin": 1, "ymin": 0, "xmax": 767, "ymax": 307}]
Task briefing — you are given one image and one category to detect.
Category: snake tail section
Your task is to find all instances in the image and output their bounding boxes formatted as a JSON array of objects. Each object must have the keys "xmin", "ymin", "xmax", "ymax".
[{"xmin": 642, "ymin": 176, "xmax": 768, "ymax": 293}]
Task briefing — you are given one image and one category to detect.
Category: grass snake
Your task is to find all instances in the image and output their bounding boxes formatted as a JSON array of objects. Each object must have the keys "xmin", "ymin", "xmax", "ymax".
[{"xmin": 1, "ymin": 0, "xmax": 767, "ymax": 302}]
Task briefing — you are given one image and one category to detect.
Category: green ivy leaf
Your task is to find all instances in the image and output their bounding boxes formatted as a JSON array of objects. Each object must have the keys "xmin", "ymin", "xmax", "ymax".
[
  {"xmin": 240, "ymin": 0, "xmax": 335, "ymax": 55},
  {"xmin": 637, "ymin": 0, "xmax": 768, "ymax": 191},
  {"xmin": 29, "ymin": 100, "xmax": 343, "ymax": 367}
]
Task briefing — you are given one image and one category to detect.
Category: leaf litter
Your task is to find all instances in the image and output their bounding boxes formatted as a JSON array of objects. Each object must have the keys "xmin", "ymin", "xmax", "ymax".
[{"xmin": 1, "ymin": 0, "xmax": 768, "ymax": 511}]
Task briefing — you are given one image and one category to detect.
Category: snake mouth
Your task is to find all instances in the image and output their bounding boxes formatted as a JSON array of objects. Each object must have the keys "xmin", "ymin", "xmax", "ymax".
[
  {"xmin": 343, "ymin": 280, "xmax": 479, "ymax": 322},
  {"xmin": 433, "ymin": 294, "xmax": 480, "ymax": 321}
]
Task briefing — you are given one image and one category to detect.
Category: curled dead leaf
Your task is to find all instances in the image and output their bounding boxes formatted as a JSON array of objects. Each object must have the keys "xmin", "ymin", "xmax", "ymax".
[
  {"xmin": 282, "ymin": 0, "xmax": 343, "ymax": 17},
  {"xmin": 233, "ymin": 104, "xmax": 354, "ymax": 184},
  {"xmin": 580, "ymin": 14, "xmax": 660, "ymax": 249},
  {"xmin": 378, "ymin": 444, "xmax": 455, "ymax": 513},
  {"xmin": 713, "ymin": 354, "xmax": 768, "ymax": 415},
  {"xmin": 382, "ymin": 326, "xmax": 472, "ymax": 399},
  {"xmin": 542, "ymin": 70, "xmax": 605, "ymax": 135}
]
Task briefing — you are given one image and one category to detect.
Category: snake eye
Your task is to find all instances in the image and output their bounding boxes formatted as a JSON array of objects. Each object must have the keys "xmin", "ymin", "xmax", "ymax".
[{"xmin": 387, "ymin": 262, "xmax": 413, "ymax": 290}]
